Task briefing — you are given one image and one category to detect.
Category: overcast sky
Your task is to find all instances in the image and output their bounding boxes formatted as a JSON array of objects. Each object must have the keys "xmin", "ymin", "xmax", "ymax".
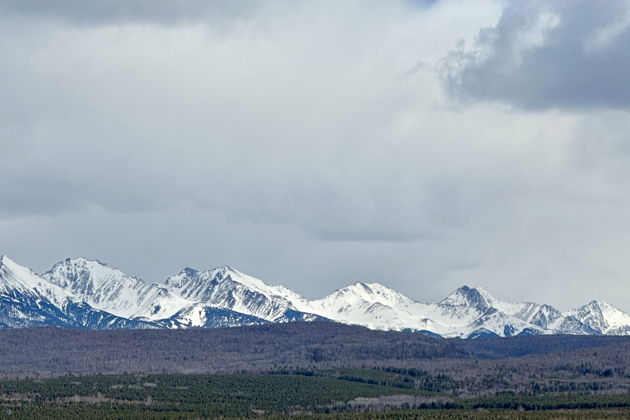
[{"xmin": 1, "ymin": 0, "xmax": 630, "ymax": 311}]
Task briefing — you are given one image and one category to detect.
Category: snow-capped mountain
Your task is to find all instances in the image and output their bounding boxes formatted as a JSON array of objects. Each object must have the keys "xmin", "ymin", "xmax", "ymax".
[
  {"xmin": 43, "ymin": 258, "xmax": 193, "ymax": 320},
  {"xmin": 292, "ymin": 282, "xmax": 429, "ymax": 331},
  {"xmin": 565, "ymin": 300, "xmax": 630, "ymax": 335},
  {"xmin": 163, "ymin": 265, "xmax": 315, "ymax": 322},
  {"xmin": 1, "ymin": 254, "xmax": 629, "ymax": 338},
  {"xmin": 298, "ymin": 284, "xmax": 545, "ymax": 338},
  {"xmin": 0, "ymin": 256, "xmax": 162, "ymax": 329},
  {"xmin": 1, "ymin": 255, "xmax": 71, "ymax": 306}
]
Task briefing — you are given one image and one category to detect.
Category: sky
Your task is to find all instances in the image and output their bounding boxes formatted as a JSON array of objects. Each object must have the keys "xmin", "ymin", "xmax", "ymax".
[{"xmin": 1, "ymin": 0, "xmax": 630, "ymax": 311}]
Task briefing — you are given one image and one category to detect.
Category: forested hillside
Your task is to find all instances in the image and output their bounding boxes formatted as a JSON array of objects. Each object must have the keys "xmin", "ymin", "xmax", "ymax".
[{"xmin": 1, "ymin": 322, "xmax": 628, "ymax": 381}]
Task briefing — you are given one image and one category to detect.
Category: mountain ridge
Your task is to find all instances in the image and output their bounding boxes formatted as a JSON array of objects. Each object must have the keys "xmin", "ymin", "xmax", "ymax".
[{"xmin": 1, "ymin": 255, "xmax": 629, "ymax": 338}]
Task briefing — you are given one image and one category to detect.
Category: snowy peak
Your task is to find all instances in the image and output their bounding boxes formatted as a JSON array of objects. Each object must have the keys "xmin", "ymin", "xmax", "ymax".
[
  {"xmin": 341, "ymin": 282, "xmax": 401, "ymax": 297},
  {"xmin": 164, "ymin": 265, "xmax": 244, "ymax": 293},
  {"xmin": 206, "ymin": 265, "xmax": 294, "ymax": 298},
  {"xmin": 0, "ymin": 254, "xmax": 22, "ymax": 270},
  {"xmin": 299, "ymin": 282, "xmax": 427, "ymax": 332},
  {"xmin": 166, "ymin": 265, "xmax": 303, "ymax": 304},
  {"xmin": 0, "ymin": 255, "xmax": 23, "ymax": 279},
  {"xmin": 568, "ymin": 300, "xmax": 630, "ymax": 335},
  {"xmin": 0, "ymin": 254, "xmax": 32, "ymax": 278},
  {"xmin": 317, "ymin": 282, "xmax": 417, "ymax": 309},
  {"xmin": 516, "ymin": 303, "xmax": 562, "ymax": 329},
  {"xmin": 44, "ymin": 257, "xmax": 193, "ymax": 320},
  {"xmin": 0, "ymin": 255, "xmax": 162, "ymax": 329},
  {"xmin": 212, "ymin": 265, "xmax": 269, "ymax": 290},
  {"xmin": 439, "ymin": 285, "xmax": 495, "ymax": 312},
  {"xmin": 1, "ymin": 254, "xmax": 630, "ymax": 338},
  {"xmin": 164, "ymin": 265, "xmax": 307, "ymax": 322},
  {"xmin": 163, "ymin": 267, "xmax": 199, "ymax": 289},
  {"xmin": 45, "ymin": 257, "xmax": 144, "ymax": 290},
  {"xmin": 0, "ymin": 255, "xmax": 70, "ymax": 305}
]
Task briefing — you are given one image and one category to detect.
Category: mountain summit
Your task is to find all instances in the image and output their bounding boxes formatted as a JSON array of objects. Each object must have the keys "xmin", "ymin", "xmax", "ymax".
[
  {"xmin": 44, "ymin": 258, "xmax": 193, "ymax": 320},
  {"xmin": 439, "ymin": 285, "xmax": 495, "ymax": 312},
  {"xmin": 1, "ymin": 255, "xmax": 629, "ymax": 338}
]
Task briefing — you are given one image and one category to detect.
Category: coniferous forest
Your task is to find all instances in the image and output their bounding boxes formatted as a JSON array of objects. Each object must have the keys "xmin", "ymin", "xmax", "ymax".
[{"xmin": 1, "ymin": 323, "xmax": 629, "ymax": 418}]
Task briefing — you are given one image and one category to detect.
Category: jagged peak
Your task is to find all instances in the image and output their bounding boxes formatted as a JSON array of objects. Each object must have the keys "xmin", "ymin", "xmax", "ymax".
[
  {"xmin": 339, "ymin": 281, "xmax": 373, "ymax": 292},
  {"xmin": 583, "ymin": 299, "xmax": 610, "ymax": 309},
  {"xmin": 0, "ymin": 255, "xmax": 72, "ymax": 304},
  {"xmin": 358, "ymin": 281, "xmax": 391, "ymax": 290},
  {"xmin": 207, "ymin": 264, "xmax": 241, "ymax": 278},
  {"xmin": 577, "ymin": 299, "xmax": 625, "ymax": 315},
  {"xmin": 0, "ymin": 254, "xmax": 12, "ymax": 267},
  {"xmin": 179, "ymin": 267, "xmax": 199, "ymax": 276},
  {"xmin": 210, "ymin": 266, "xmax": 274, "ymax": 290},
  {"xmin": 0, "ymin": 255, "xmax": 36, "ymax": 276},
  {"xmin": 325, "ymin": 282, "xmax": 370, "ymax": 298},
  {"xmin": 317, "ymin": 281, "xmax": 415, "ymax": 310},
  {"xmin": 0, "ymin": 255, "xmax": 30, "ymax": 273},
  {"xmin": 2, "ymin": 255, "xmax": 630, "ymax": 337},
  {"xmin": 440, "ymin": 285, "xmax": 496, "ymax": 311},
  {"xmin": 333, "ymin": 281, "xmax": 400, "ymax": 294},
  {"xmin": 167, "ymin": 264, "xmax": 287, "ymax": 295},
  {"xmin": 172, "ymin": 264, "xmax": 240, "ymax": 281},
  {"xmin": 54, "ymin": 257, "xmax": 113, "ymax": 270},
  {"xmin": 164, "ymin": 266, "xmax": 203, "ymax": 288},
  {"xmin": 45, "ymin": 257, "xmax": 146, "ymax": 288}
]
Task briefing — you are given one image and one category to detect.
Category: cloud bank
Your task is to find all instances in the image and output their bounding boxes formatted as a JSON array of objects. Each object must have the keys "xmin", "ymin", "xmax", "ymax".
[
  {"xmin": 1, "ymin": 0, "xmax": 630, "ymax": 311},
  {"xmin": 443, "ymin": 0, "xmax": 630, "ymax": 110}
]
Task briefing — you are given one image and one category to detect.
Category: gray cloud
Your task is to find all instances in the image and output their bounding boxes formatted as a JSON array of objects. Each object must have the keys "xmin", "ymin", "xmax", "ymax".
[
  {"xmin": 0, "ymin": 0, "xmax": 439, "ymax": 26},
  {"xmin": 0, "ymin": 0, "xmax": 255, "ymax": 25},
  {"xmin": 1, "ymin": 0, "xmax": 630, "ymax": 312},
  {"xmin": 443, "ymin": 0, "xmax": 630, "ymax": 110}
]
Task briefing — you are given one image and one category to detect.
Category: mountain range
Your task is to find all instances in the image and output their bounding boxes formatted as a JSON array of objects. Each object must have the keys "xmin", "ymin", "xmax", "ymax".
[{"xmin": 1, "ymin": 255, "xmax": 629, "ymax": 338}]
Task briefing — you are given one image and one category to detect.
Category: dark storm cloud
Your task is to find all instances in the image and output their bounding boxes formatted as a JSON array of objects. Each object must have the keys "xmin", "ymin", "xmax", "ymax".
[
  {"xmin": 443, "ymin": 0, "xmax": 630, "ymax": 110},
  {"xmin": 0, "ymin": 0, "xmax": 254, "ymax": 25}
]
